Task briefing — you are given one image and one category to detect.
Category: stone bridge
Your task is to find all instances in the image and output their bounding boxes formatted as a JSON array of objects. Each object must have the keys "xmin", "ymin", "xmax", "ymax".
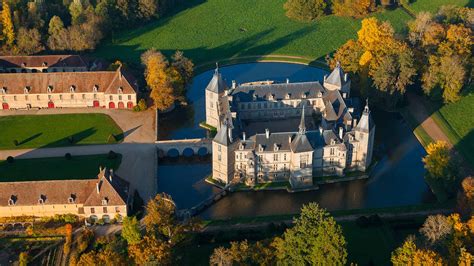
[{"xmin": 156, "ymin": 138, "xmax": 212, "ymax": 157}]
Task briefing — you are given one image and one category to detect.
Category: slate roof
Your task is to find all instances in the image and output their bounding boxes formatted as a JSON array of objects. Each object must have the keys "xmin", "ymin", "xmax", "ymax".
[
  {"xmin": 354, "ymin": 103, "xmax": 374, "ymax": 133},
  {"xmin": 229, "ymin": 81, "xmax": 325, "ymax": 102},
  {"xmin": 0, "ymin": 169, "xmax": 129, "ymax": 207},
  {"xmin": 214, "ymin": 122, "xmax": 232, "ymax": 145},
  {"xmin": 325, "ymin": 63, "xmax": 348, "ymax": 87},
  {"xmin": 0, "ymin": 55, "xmax": 87, "ymax": 69},
  {"xmin": 0, "ymin": 68, "xmax": 136, "ymax": 95},
  {"xmin": 323, "ymin": 90, "xmax": 347, "ymax": 121},
  {"xmin": 206, "ymin": 69, "xmax": 228, "ymax": 93}
]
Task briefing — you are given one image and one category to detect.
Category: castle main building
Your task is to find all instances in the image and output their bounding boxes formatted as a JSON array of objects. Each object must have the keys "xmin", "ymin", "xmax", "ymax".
[{"xmin": 205, "ymin": 64, "xmax": 375, "ymax": 189}]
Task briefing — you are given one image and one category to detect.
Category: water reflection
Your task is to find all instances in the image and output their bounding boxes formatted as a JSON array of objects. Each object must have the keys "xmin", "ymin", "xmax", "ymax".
[{"xmin": 157, "ymin": 62, "xmax": 434, "ymax": 220}]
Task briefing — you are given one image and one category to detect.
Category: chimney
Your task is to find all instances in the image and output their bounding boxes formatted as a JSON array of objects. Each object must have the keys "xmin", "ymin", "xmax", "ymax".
[
  {"xmin": 288, "ymin": 135, "xmax": 292, "ymax": 143},
  {"xmin": 339, "ymin": 127, "xmax": 343, "ymax": 139},
  {"xmin": 342, "ymin": 92, "xmax": 347, "ymax": 99},
  {"xmin": 109, "ymin": 169, "xmax": 113, "ymax": 182},
  {"xmin": 232, "ymin": 80, "xmax": 236, "ymax": 89},
  {"xmin": 228, "ymin": 127, "xmax": 233, "ymax": 142},
  {"xmin": 344, "ymin": 73, "xmax": 348, "ymax": 82},
  {"xmin": 265, "ymin": 128, "xmax": 270, "ymax": 139},
  {"xmin": 319, "ymin": 126, "xmax": 323, "ymax": 134},
  {"xmin": 286, "ymin": 78, "xmax": 290, "ymax": 84},
  {"xmin": 324, "ymin": 75, "xmax": 327, "ymax": 82},
  {"xmin": 96, "ymin": 182, "xmax": 100, "ymax": 194},
  {"xmin": 242, "ymin": 132, "xmax": 246, "ymax": 141},
  {"xmin": 352, "ymin": 118, "xmax": 358, "ymax": 127}
]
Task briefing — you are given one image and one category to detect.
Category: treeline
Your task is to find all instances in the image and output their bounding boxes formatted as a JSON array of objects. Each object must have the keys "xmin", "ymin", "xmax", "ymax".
[
  {"xmin": 284, "ymin": 0, "xmax": 378, "ymax": 21},
  {"xmin": 328, "ymin": 5, "xmax": 472, "ymax": 108},
  {"xmin": 0, "ymin": 0, "xmax": 179, "ymax": 55}
]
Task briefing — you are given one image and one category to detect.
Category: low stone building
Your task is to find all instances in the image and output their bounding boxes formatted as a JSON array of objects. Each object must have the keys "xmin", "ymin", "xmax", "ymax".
[
  {"xmin": 0, "ymin": 55, "xmax": 88, "ymax": 73},
  {"xmin": 0, "ymin": 67, "xmax": 137, "ymax": 110},
  {"xmin": 0, "ymin": 168, "xmax": 131, "ymax": 222},
  {"xmin": 206, "ymin": 63, "xmax": 375, "ymax": 189}
]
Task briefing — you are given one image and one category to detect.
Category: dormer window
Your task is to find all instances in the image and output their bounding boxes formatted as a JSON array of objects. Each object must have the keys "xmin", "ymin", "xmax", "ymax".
[
  {"xmin": 68, "ymin": 194, "xmax": 76, "ymax": 203},
  {"xmin": 8, "ymin": 196, "xmax": 15, "ymax": 206},
  {"xmin": 70, "ymin": 85, "xmax": 75, "ymax": 93},
  {"xmin": 21, "ymin": 62, "xmax": 26, "ymax": 67},
  {"xmin": 38, "ymin": 195, "xmax": 46, "ymax": 204},
  {"xmin": 285, "ymin": 93, "xmax": 291, "ymax": 99},
  {"xmin": 42, "ymin": 62, "xmax": 48, "ymax": 67},
  {"xmin": 302, "ymin": 92, "xmax": 307, "ymax": 99},
  {"xmin": 331, "ymin": 139, "xmax": 336, "ymax": 145},
  {"xmin": 24, "ymin": 87, "xmax": 30, "ymax": 94},
  {"xmin": 93, "ymin": 85, "xmax": 98, "ymax": 92},
  {"xmin": 117, "ymin": 87, "xmax": 123, "ymax": 94},
  {"xmin": 258, "ymin": 144, "xmax": 264, "ymax": 152},
  {"xmin": 239, "ymin": 143, "xmax": 244, "ymax": 150},
  {"xmin": 252, "ymin": 94, "xmax": 257, "ymax": 101},
  {"xmin": 0, "ymin": 87, "xmax": 6, "ymax": 94},
  {"xmin": 101, "ymin": 197, "xmax": 108, "ymax": 205},
  {"xmin": 47, "ymin": 85, "xmax": 53, "ymax": 93},
  {"xmin": 274, "ymin": 143, "xmax": 279, "ymax": 151},
  {"xmin": 317, "ymin": 91, "xmax": 323, "ymax": 97}
]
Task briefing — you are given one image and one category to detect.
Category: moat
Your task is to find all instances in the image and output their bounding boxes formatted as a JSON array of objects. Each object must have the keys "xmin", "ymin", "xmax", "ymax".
[{"xmin": 157, "ymin": 62, "xmax": 435, "ymax": 220}]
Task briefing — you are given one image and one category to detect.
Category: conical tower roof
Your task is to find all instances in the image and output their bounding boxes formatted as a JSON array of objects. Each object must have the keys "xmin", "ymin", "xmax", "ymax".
[
  {"xmin": 354, "ymin": 99, "xmax": 374, "ymax": 133},
  {"xmin": 325, "ymin": 62, "xmax": 347, "ymax": 87},
  {"xmin": 205, "ymin": 63, "xmax": 228, "ymax": 93}
]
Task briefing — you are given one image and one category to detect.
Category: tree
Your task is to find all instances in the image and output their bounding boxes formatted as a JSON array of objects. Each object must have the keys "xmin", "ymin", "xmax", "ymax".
[
  {"xmin": 69, "ymin": 1, "xmax": 85, "ymax": 25},
  {"xmin": 141, "ymin": 49, "xmax": 176, "ymax": 111},
  {"xmin": 422, "ymin": 141, "xmax": 453, "ymax": 179},
  {"xmin": 16, "ymin": 27, "xmax": 44, "ymax": 55},
  {"xmin": 138, "ymin": 0, "xmax": 158, "ymax": 20},
  {"xmin": 328, "ymin": 39, "xmax": 364, "ymax": 74},
  {"xmin": 209, "ymin": 247, "xmax": 233, "ymax": 266},
  {"xmin": 47, "ymin": 16, "xmax": 69, "ymax": 50},
  {"xmin": 1, "ymin": 1, "xmax": 15, "ymax": 47},
  {"xmin": 128, "ymin": 235, "xmax": 172, "ymax": 265},
  {"xmin": 121, "ymin": 216, "xmax": 141, "ymax": 245},
  {"xmin": 419, "ymin": 215, "xmax": 453, "ymax": 248},
  {"xmin": 391, "ymin": 237, "xmax": 444, "ymax": 265},
  {"xmin": 171, "ymin": 50, "xmax": 194, "ymax": 86},
  {"xmin": 284, "ymin": 0, "xmax": 327, "ymax": 22},
  {"xmin": 18, "ymin": 252, "xmax": 29, "ymax": 266},
  {"xmin": 457, "ymin": 176, "xmax": 474, "ymax": 217},
  {"xmin": 273, "ymin": 203, "xmax": 347, "ymax": 265},
  {"xmin": 331, "ymin": 0, "xmax": 375, "ymax": 18}
]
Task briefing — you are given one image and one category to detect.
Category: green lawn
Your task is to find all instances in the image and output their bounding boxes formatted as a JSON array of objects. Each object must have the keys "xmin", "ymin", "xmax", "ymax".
[
  {"xmin": 0, "ymin": 154, "xmax": 122, "ymax": 182},
  {"xmin": 433, "ymin": 92, "xmax": 474, "ymax": 168},
  {"xmin": 407, "ymin": 0, "xmax": 472, "ymax": 13},
  {"xmin": 0, "ymin": 114, "xmax": 123, "ymax": 150},
  {"xmin": 95, "ymin": 0, "xmax": 413, "ymax": 67}
]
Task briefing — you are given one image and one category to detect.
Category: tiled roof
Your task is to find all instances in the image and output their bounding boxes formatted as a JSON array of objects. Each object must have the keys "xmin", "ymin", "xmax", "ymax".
[
  {"xmin": 0, "ymin": 68, "xmax": 136, "ymax": 95},
  {"xmin": 0, "ymin": 55, "xmax": 87, "ymax": 69},
  {"xmin": 229, "ymin": 81, "xmax": 325, "ymax": 102},
  {"xmin": 0, "ymin": 169, "xmax": 129, "ymax": 207}
]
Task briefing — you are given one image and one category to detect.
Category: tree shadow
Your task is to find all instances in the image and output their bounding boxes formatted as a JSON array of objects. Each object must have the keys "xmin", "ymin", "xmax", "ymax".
[
  {"xmin": 115, "ymin": 125, "xmax": 142, "ymax": 141},
  {"xmin": 18, "ymin": 133, "xmax": 42, "ymax": 146},
  {"xmin": 41, "ymin": 127, "xmax": 98, "ymax": 148}
]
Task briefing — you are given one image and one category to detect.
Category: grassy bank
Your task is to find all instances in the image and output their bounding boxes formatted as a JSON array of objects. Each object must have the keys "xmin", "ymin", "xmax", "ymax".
[
  {"xmin": 399, "ymin": 107, "xmax": 434, "ymax": 148},
  {"xmin": 0, "ymin": 114, "xmax": 123, "ymax": 150},
  {"xmin": 0, "ymin": 154, "xmax": 122, "ymax": 182},
  {"xmin": 95, "ymin": 0, "xmax": 414, "ymax": 67}
]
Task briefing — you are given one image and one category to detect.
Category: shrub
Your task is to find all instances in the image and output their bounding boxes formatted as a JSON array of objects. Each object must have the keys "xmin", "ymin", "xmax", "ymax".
[
  {"xmin": 77, "ymin": 229, "xmax": 95, "ymax": 253},
  {"xmin": 133, "ymin": 99, "xmax": 147, "ymax": 111},
  {"xmin": 284, "ymin": 0, "xmax": 327, "ymax": 21},
  {"xmin": 65, "ymin": 153, "xmax": 72, "ymax": 160},
  {"xmin": 97, "ymin": 218, "xmax": 105, "ymax": 225},
  {"xmin": 108, "ymin": 150, "xmax": 118, "ymax": 159},
  {"xmin": 13, "ymin": 139, "xmax": 19, "ymax": 146},
  {"xmin": 18, "ymin": 252, "xmax": 29, "ymax": 266},
  {"xmin": 6, "ymin": 156, "xmax": 14, "ymax": 163}
]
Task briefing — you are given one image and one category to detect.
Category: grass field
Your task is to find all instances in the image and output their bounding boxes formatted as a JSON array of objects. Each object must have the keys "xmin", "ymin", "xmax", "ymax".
[
  {"xmin": 407, "ymin": 0, "xmax": 472, "ymax": 13},
  {"xmin": 0, "ymin": 154, "xmax": 122, "ymax": 182},
  {"xmin": 0, "ymin": 114, "xmax": 123, "ymax": 150},
  {"xmin": 95, "ymin": 0, "xmax": 414, "ymax": 67}
]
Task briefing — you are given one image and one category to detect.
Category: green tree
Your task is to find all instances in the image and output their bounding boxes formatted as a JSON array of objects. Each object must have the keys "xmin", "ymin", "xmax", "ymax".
[
  {"xmin": 273, "ymin": 203, "xmax": 347, "ymax": 265},
  {"xmin": 121, "ymin": 216, "xmax": 141, "ymax": 245},
  {"xmin": 69, "ymin": 1, "xmax": 85, "ymax": 25},
  {"xmin": 284, "ymin": 0, "xmax": 327, "ymax": 22},
  {"xmin": 1, "ymin": 1, "xmax": 15, "ymax": 47},
  {"xmin": 171, "ymin": 50, "xmax": 194, "ymax": 86},
  {"xmin": 16, "ymin": 27, "xmax": 44, "ymax": 55},
  {"xmin": 422, "ymin": 141, "xmax": 454, "ymax": 179},
  {"xmin": 47, "ymin": 15, "xmax": 69, "ymax": 50}
]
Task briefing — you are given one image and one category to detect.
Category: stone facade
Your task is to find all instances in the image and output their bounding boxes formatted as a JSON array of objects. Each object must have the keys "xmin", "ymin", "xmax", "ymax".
[
  {"xmin": 206, "ymin": 64, "xmax": 375, "ymax": 189},
  {"xmin": 0, "ymin": 67, "xmax": 137, "ymax": 110},
  {"xmin": 0, "ymin": 169, "xmax": 130, "ymax": 222}
]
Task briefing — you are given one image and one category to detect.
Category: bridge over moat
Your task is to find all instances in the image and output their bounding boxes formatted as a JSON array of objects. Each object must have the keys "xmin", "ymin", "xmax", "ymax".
[{"xmin": 156, "ymin": 138, "xmax": 212, "ymax": 157}]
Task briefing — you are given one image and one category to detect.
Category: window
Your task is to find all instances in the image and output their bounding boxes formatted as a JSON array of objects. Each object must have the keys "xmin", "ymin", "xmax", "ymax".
[
  {"xmin": 48, "ymin": 95, "xmax": 52, "ymax": 100},
  {"xmin": 247, "ymin": 103, "xmax": 251, "ymax": 109},
  {"xmin": 218, "ymin": 154, "xmax": 221, "ymax": 161},
  {"xmin": 273, "ymin": 164, "xmax": 278, "ymax": 171},
  {"xmin": 82, "ymin": 94, "xmax": 86, "ymax": 99},
  {"xmin": 71, "ymin": 94, "xmax": 74, "ymax": 99},
  {"xmin": 273, "ymin": 154, "xmax": 279, "ymax": 161},
  {"xmin": 103, "ymin": 207, "xmax": 108, "ymax": 213},
  {"xmin": 36, "ymin": 95, "xmax": 40, "ymax": 100},
  {"xmin": 91, "ymin": 208, "xmax": 95, "ymax": 214},
  {"xmin": 25, "ymin": 95, "xmax": 28, "ymax": 100},
  {"xmin": 13, "ymin": 96, "xmax": 17, "ymax": 101},
  {"xmin": 119, "ymin": 95, "xmax": 122, "ymax": 101},
  {"xmin": 330, "ymin": 148, "xmax": 335, "ymax": 156},
  {"xmin": 70, "ymin": 86, "xmax": 75, "ymax": 93},
  {"xmin": 118, "ymin": 87, "xmax": 123, "ymax": 94},
  {"xmin": 59, "ymin": 94, "xmax": 63, "ymax": 100},
  {"xmin": 93, "ymin": 94, "xmax": 97, "ymax": 99},
  {"xmin": 115, "ymin": 207, "xmax": 120, "ymax": 213},
  {"xmin": 218, "ymin": 145, "xmax": 221, "ymax": 152},
  {"xmin": 300, "ymin": 155, "xmax": 308, "ymax": 168},
  {"xmin": 284, "ymin": 153, "xmax": 287, "ymax": 160},
  {"xmin": 0, "ymin": 87, "xmax": 5, "ymax": 94},
  {"xmin": 109, "ymin": 95, "xmax": 113, "ymax": 100},
  {"xmin": 93, "ymin": 85, "xmax": 98, "ymax": 92},
  {"xmin": 47, "ymin": 86, "xmax": 53, "ymax": 93},
  {"xmin": 128, "ymin": 95, "xmax": 131, "ymax": 100},
  {"xmin": 101, "ymin": 198, "xmax": 108, "ymax": 205}
]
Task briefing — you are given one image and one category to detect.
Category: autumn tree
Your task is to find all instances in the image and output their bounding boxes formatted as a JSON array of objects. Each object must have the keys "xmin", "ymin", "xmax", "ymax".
[
  {"xmin": 331, "ymin": 0, "xmax": 375, "ymax": 18},
  {"xmin": 209, "ymin": 247, "xmax": 233, "ymax": 266},
  {"xmin": 16, "ymin": 27, "xmax": 44, "ymax": 55},
  {"xmin": 272, "ymin": 203, "xmax": 347, "ymax": 265},
  {"xmin": 457, "ymin": 176, "xmax": 474, "ymax": 217},
  {"xmin": 419, "ymin": 214, "xmax": 453, "ymax": 254},
  {"xmin": 137, "ymin": 0, "xmax": 158, "ymax": 20},
  {"xmin": 18, "ymin": 252, "xmax": 29, "ymax": 266},
  {"xmin": 172, "ymin": 50, "xmax": 194, "ymax": 86},
  {"xmin": 422, "ymin": 141, "xmax": 455, "ymax": 180},
  {"xmin": 141, "ymin": 49, "xmax": 175, "ymax": 111},
  {"xmin": 284, "ymin": 0, "xmax": 327, "ymax": 22},
  {"xmin": 128, "ymin": 235, "xmax": 172, "ymax": 265},
  {"xmin": 121, "ymin": 216, "xmax": 141, "ymax": 245},
  {"xmin": 1, "ymin": 1, "xmax": 15, "ymax": 47},
  {"xmin": 47, "ymin": 15, "xmax": 69, "ymax": 50},
  {"xmin": 391, "ymin": 236, "xmax": 444, "ymax": 265}
]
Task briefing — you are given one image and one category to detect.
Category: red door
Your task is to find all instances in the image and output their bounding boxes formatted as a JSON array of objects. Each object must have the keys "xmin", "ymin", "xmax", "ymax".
[
  {"xmin": 2, "ymin": 103, "xmax": 8, "ymax": 110},
  {"xmin": 93, "ymin": 100, "xmax": 99, "ymax": 108},
  {"xmin": 127, "ymin": 101, "xmax": 133, "ymax": 109},
  {"xmin": 109, "ymin": 102, "xmax": 115, "ymax": 109},
  {"xmin": 48, "ymin": 101, "xmax": 54, "ymax": 108},
  {"xmin": 118, "ymin": 102, "xmax": 125, "ymax": 109}
]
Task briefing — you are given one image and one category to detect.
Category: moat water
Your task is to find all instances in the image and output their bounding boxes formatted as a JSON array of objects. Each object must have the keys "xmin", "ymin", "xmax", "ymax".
[{"xmin": 157, "ymin": 62, "xmax": 434, "ymax": 220}]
